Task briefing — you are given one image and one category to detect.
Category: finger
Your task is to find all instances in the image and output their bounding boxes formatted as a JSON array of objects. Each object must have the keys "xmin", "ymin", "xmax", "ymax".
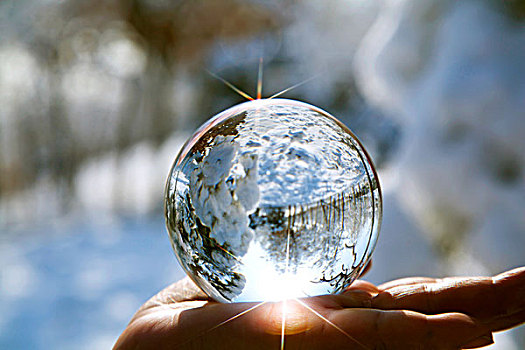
[
  {"xmin": 344, "ymin": 280, "xmax": 380, "ymax": 294},
  {"xmin": 462, "ymin": 334, "xmax": 494, "ymax": 349},
  {"xmin": 379, "ymin": 277, "xmax": 438, "ymax": 290},
  {"xmin": 372, "ymin": 267, "xmax": 525, "ymax": 330},
  {"xmin": 131, "ymin": 277, "xmax": 209, "ymax": 321},
  {"xmin": 329, "ymin": 290, "xmax": 373, "ymax": 308},
  {"xmin": 326, "ymin": 308, "xmax": 491, "ymax": 350},
  {"xmin": 157, "ymin": 277, "xmax": 209, "ymax": 303},
  {"xmin": 483, "ymin": 308, "xmax": 525, "ymax": 332}
]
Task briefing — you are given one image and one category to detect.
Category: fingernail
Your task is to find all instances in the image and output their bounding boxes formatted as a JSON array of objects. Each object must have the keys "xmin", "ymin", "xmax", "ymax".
[{"xmin": 462, "ymin": 334, "xmax": 494, "ymax": 349}]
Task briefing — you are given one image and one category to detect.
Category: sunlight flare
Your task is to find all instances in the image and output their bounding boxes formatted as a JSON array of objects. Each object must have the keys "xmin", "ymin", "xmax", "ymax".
[
  {"xmin": 268, "ymin": 74, "xmax": 320, "ymax": 99},
  {"xmin": 177, "ymin": 301, "xmax": 267, "ymax": 349},
  {"xmin": 280, "ymin": 299, "xmax": 287, "ymax": 350},
  {"xmin": 257, "ymin": 57, "xmax": 263, "ymax": 99},
  {"xmin": 206, "ymin": 69, "xmax": 254, "ymax": 101},
  {"xmin": 294, "ymin": 298, "xmax": 370, "ymax": 350},
  {"xmin": 208, "ymin": 301, "xmax": 268, "ymax": 333}
]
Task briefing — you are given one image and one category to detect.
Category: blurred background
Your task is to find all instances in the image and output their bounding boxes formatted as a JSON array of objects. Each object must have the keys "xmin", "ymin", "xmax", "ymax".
[{"xmin": 1, "ymin": 0, "xmax": 524, "ymax": 348}]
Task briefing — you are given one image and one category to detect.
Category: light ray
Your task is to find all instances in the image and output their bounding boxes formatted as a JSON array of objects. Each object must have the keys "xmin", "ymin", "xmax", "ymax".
[
  {"xmin": 215, "ymin": 242, "xmax": 242, "ymax": 262},
  {"xmin": 208, "ymin": 301, "xmax": 268, "ymax": 333},
  {"xmin": 268, "ymin": 74, "xmax": 321, "ymax": 99},
  {"xmin": 176, "ymin": 301, "xmax": 268, "ymax": 349},
  {"xmin": 279, "ymin": 206, "xmax": 293, "ymax": 349},
  {"xmin": 201, "ymin": 233, "xmax": 242, "ymax": 262},
  {"xmin": 285, "ymin": 206, "xmax": 292, "ymax": 272},
  {"xmin": 294, "ymin": 299, "xmax": 370, "ymax": 350},
  {"xmin": 281, "ymin": 300, "xmax": 287, "ymax": 350},
  {"xmin": 257, "ymin": 57, "xmax": 264, "ymax": 99},
  {"xmin": 206, "ymin": 69, "xmax": 254, "ymax": 101}
]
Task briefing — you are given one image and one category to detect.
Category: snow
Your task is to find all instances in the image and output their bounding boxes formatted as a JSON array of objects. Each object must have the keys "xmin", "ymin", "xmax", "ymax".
[
  {"xmin": 0, "ymin": 217, "xmax": 183, "ymax": 349},
  {"xmin": 1, "ymin": 0, "xmax": 524, "ymax": 347},
  {"xmin": 355, "ymin": 0, "xmax": 525, "ymax": 347}
]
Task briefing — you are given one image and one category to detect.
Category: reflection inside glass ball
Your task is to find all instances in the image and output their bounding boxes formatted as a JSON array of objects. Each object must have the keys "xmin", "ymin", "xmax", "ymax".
[{"xmin": 165, "ymin": 98, "xmax": 382, "ymax": 303}]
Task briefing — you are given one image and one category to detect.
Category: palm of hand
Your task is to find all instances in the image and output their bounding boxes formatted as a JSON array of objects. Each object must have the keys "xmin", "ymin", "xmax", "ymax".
[{"xmin": 114, "ymin": 267, "xmax": 525, "ymax": 350}]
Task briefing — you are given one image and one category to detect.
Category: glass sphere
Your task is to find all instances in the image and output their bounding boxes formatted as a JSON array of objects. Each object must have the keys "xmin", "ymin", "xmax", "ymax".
[{"xmin": 165, "ymin": 98, "xmax": 382, "ymax": 303}]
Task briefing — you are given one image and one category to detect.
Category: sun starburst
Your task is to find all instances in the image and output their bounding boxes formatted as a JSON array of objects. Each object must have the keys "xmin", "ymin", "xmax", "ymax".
[{"xmin": 206, "ymin": 58, "xmax": 319, "ymax": 102}]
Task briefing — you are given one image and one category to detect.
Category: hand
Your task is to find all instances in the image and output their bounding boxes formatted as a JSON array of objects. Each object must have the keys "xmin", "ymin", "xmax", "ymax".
[{"xmin": 114, "ymin": 267, "xmax": 525, "ymax": 350}]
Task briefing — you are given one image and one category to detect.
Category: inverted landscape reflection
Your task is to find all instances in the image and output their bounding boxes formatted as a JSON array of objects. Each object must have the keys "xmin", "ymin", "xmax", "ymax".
[{"xmin": 166, "ymin": 99, "xmax": 381, "ymax": 302}]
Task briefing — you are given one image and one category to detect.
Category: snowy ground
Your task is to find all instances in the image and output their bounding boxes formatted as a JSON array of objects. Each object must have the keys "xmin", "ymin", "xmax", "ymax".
[
  {"xmin": 1, "ymin": 0, "xmax": 523, "ymax": 348},
  {"xmin": 0, "ymin": 216, "xmax": 184, "ymax": 349}
]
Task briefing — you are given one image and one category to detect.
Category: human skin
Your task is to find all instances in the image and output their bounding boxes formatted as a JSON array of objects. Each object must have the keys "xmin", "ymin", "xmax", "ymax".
[{"xmin": 114, "ymin": 266, "xmax": 525, "ymax": 350}]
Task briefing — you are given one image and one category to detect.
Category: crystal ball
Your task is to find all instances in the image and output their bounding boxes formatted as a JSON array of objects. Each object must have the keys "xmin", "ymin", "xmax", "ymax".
[{"xmin": 165, "ymin": 98, "xmax": 382, "ymax": 303}]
